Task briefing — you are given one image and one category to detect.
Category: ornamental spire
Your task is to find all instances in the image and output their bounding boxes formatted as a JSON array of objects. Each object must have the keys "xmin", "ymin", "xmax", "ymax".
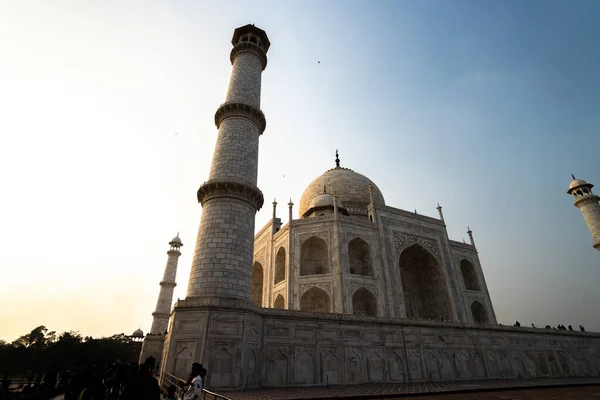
[{"xmin": 335, "ymin": 149, "xmax": 340, "ymax": 168}]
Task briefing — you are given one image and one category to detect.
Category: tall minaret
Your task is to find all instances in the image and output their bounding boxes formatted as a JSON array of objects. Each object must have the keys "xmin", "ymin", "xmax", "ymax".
[
  {"xmin": 187, "ymin": 25, "xmax": 270, "ymax": 301},
  {"xmin": 150, "ymin": 234, "xmax": 183, "ymax": 333},
  {"xmin": 568, "ymin": 175, "xmax": 600, "ymax": 251}
]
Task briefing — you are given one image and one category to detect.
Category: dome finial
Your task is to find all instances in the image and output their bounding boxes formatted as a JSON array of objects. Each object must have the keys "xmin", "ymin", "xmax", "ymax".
[
  {"xmin": 335, "ymin": 149, "xmax": 340, "ymax": 168},
  {"xmin": 571, "ymin": 173, "xmax": 576, "ymax": 180}
]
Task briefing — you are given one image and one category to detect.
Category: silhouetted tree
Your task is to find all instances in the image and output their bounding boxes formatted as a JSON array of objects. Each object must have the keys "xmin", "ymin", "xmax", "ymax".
[
  {"xmin": 12, "ymin": 326, "xmax": 56, "ymax": 349},
  {"xmin": 514, "ymin": 321, "xmax": 521, "ymax": 327},
  {"xmin": 568, "ymin": 325, "xmax": 574, "ymax": 331},
  {"xmin": 0, "ymin": 326, "xmax": 140, "ymax": 375}
]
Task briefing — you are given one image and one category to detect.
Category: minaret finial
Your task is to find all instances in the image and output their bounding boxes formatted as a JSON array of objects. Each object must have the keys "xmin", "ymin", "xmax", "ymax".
[
  {"xmin": 335, "ymin": 149, "xmax": 340, "ymax": 168},
  {"xmin": 436, "ymin": 203, "xmax": 444, "ymax": 222},
  {"xmin": 177, "ymin": 232, "xmax": 179, "ymax": 238},
  {"xmin": 571, "ymin": 173, "xmax": 576, "ymax": 180}
]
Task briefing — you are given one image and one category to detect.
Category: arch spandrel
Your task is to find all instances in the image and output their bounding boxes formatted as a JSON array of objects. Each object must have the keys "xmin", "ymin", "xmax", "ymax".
[
  {"xmin": 393, "ymin": 232, "xmax": 442, "ymax": 263},
  {"xmin": 298, "ymin": 282, "xmax": 331, "ymax": 297}
]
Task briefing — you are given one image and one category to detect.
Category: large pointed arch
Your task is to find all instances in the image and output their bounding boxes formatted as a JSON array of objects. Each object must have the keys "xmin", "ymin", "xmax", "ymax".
[
  {"xmin": 252, "ymin": 262, "xmax": 263, "ymax": 307},
  {"xmin": 300, "ymin": 237, "xmax": 329, "ymax": 276},
  {"xmin": 274, "ymin": 247, "xmax": 286, "ymax": 284},
  {"xmin": 352, "ymin": 287, "xmax": 378, "ymax": 316},
  {"xmin": 348, "ymin": 237, "xmax": 373, "ymax": 276},
  {"xmin": 460, "ymin": 259, "xmax": 481, "ymax": 291},
  {"xmin": 399, "ymin": 244, "xmax": 451, "ymax": 320},
  {"xmin": 471, "ymin": 300, "xmax": 488, "ymax": 324},
  {"xmin": 300, "ymin": 287, "xmax": 330, "ymax": 313}
]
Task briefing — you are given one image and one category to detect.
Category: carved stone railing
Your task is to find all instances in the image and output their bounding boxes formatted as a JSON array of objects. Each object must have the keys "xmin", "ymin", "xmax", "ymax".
[
  {"xmin": 214, "ymin": 102, "xmax": 266, "ymax": 134},
  {"xmin": 230, "ymin": 41, "xmax": 268, "ymax": 70},
  {"xmin": 197, "ymin": 180, "xmax": 264, "ymax": 211}
]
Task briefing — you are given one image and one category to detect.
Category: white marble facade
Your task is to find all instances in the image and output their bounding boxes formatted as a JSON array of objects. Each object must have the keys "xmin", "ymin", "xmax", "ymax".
[
  {"xmin": 251, "ymin": 165, "xmax": 495, "ymax": 327},
  {"xmin": 156, "ymin": 24, "xmax": 600, "ymax": 390}
]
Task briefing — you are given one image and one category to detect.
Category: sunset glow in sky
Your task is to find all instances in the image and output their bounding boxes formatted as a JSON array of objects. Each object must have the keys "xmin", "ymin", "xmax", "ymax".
[{"xmin": 1, "ymin": 0, "xmax": 599, "ymax": 341}]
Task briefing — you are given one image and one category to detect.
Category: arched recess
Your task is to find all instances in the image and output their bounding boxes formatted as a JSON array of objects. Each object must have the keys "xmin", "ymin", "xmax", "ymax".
[
  {"xmin": 274, "ymin": 247, "xmax": 286, "ymax": 284},
  {"xmin": 300, "ymin": 237, "xmax": 329, "ymax": 276},
  {"xmin": 348, "ymin": 238, "xmax": 373, "ymax": 276},
  {"xmin": 399, "ymin": 244, "xmax": 451, "ymax": 320},
  {"xmin": 460, "ymin": 259, "xmax": 481, "ymax": 291},
  {"xmin": 300, "ymin": 287, "xmax": 330, "ymax": 313},
  {"xmin": 273, "ymin": 294, "xmax": 285, "ymax": 309},
  {"xmin": 352, "ymin": 287, "xmax": 378, "ymax": 316},
  {"xmin": 471, "ymin": 300, "xmax": 488, "ymax": 324},
  {"xmin": 252, "ymin": 262, "xmax": 263, "ymax": 307}
]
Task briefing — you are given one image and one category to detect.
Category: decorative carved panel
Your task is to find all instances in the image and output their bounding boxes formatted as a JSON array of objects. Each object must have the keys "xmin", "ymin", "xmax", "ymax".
[
  {"xmin": 298, "ymin": 231, "xmax": 330, "ymax": 246},
  {"xmin": 394, "ymin": 231, "xmax": 441, "ymax": 262},
  {"xmin": 254, "ymin": 247, "xmax": 266, "ymax": 266},
  {"xmin": 350, "ymin": 281, "xmax": 377, "ymax": 296},
  {"xmin": 299, "ymin": 282, "xmax": 331, "ymax": 296}
]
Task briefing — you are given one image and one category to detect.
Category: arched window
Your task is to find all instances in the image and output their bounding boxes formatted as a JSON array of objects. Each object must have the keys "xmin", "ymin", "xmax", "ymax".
[
  {"xmin": 399, "ymin": 244, "xmax": 450, "ymax": 320},
  {"xmin": 471, "ymin": 300, "xmax": 488, "ymax": 324},
  {"xmin": 352, "ymin": 288, "xmax": 378, "ymax": 316},
  {"xmin": 460, "ymin": 259, "xmax": 481, "ymax": 291},
  {"xmin": 300, "ymin": 287, "xmax": 330, "ymax": 313},
  {"xmin": 348, "ymin": 238, "xmax": 373, "ymax": 276},
  {"xmin": 252, "ymin": 262, "xmax": 263, "ymax": 307},
  {"xmin": 273, "ymin": 294, "xmax": 285, "ymax": 309},
  {"xmin": 300, "ymin": 237, "xmax": 329, "ymax": 276},
  {"xmin": 274, "ymin": 247, "xmax": 286, "ymax": 284}
]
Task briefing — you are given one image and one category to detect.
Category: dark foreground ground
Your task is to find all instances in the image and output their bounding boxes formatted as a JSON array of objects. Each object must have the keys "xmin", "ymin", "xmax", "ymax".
[{"xmin": 216, "ymin": 378, "xmax": 600, "ymax": 400}]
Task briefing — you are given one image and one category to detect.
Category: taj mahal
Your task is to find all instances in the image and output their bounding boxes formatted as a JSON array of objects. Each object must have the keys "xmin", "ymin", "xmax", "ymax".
[{"xmin": 138, "ymin": 24, "xmax": 600, "ymax": 391}]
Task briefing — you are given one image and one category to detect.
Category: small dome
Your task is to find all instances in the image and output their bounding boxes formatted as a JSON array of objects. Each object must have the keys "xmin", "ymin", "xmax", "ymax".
[
  {"xmin": 132, "ymin": 328, "xmax": 144, "ymax": 337},
  {"xmin": 569, "ymin": 179, "xmax": 588, "ymax": 190},
  {"xmin": 567, "ymin": 177, "xmax": 593, "ymax": 194},
  {"xmin": 309, "ymin": 193, "xmax": 340, "ymax": 209},
  {"xmin": 300, "ymin": 167, "xmax": 385, "ymax": 218},
  {"xmin": 169, "ymin": 235, "xmax": 183, "ymax": 246},
  {"xmin": 302, "ymin": 193, "xmax": 345, "ymax": 217}
]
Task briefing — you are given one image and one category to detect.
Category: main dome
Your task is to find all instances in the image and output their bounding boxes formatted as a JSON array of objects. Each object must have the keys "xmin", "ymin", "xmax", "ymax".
[{"xmin": 299, "ymin": 167, "xmax": 385, "ymax": 218}]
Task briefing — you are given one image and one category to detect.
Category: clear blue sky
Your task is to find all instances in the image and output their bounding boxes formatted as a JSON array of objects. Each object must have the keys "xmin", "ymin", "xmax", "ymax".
[{"xmin": 1, "ymin": 0, "xmax": 599, "ymax": 341}]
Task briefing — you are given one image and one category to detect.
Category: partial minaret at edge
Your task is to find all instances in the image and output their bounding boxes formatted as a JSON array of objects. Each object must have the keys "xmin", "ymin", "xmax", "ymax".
[
  {"xmin": 150, "ymin": 234, "xmax": 183, "ymax": 334},
  {"xmin": 568, "ymin": 175, "xmax": 600, "ymax": 251}
]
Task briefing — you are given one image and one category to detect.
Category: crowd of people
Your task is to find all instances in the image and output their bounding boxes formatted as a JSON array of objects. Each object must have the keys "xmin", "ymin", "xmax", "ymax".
[{"xmin": 2, "ymin": 358, "xmax": 208, "ymax": 400}]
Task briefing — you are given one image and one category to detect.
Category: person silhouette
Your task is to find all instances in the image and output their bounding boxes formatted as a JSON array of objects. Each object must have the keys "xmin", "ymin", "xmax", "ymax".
[{"xmin": 182, "ymin": 363, "xmax": 203, "ymax": 400}]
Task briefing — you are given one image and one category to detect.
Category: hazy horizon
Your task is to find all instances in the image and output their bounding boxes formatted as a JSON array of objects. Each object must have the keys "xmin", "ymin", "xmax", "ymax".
[{"xmin": 1, "ymin": 0, "xmax": 599, "ymax": 342}]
